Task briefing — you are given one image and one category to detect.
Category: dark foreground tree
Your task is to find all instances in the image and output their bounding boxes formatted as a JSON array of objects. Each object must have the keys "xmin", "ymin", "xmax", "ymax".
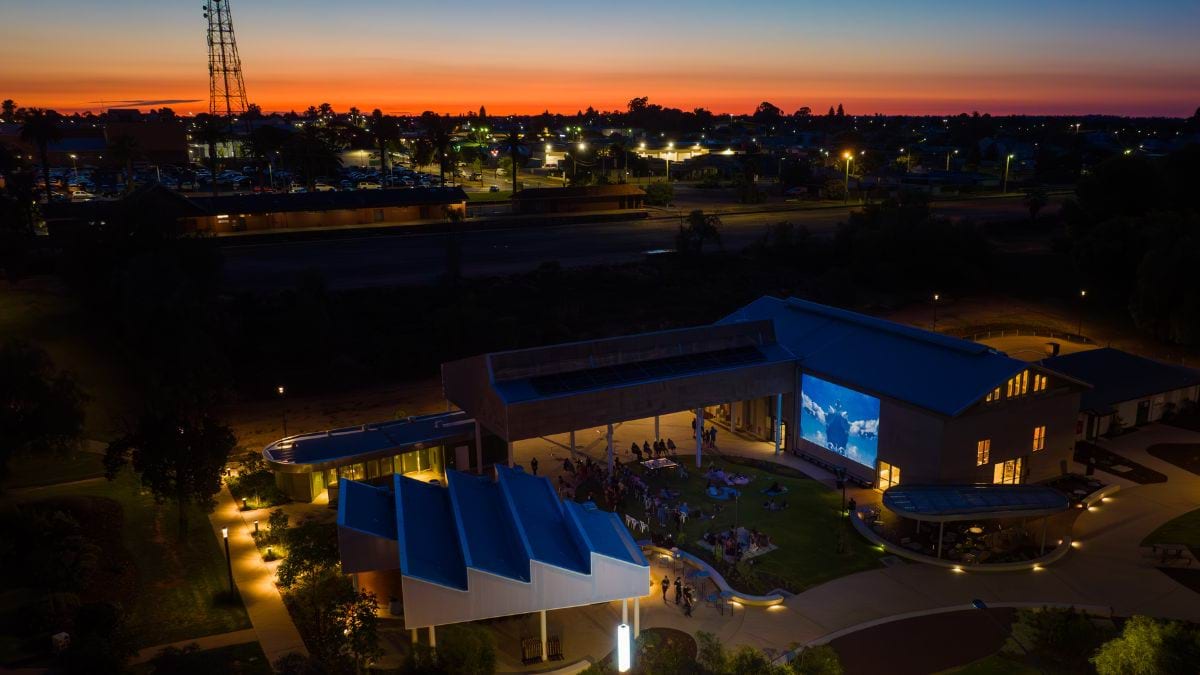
[
  {"xmin": 18, "ymin": 108, "xmax": 62, "ymax": 203},
  {"xmin": 104, "ymin": 408, "xmax": 235, "ymax": 538},
  {"xmin": 0, "ymin": 340, "xmax": 86, "ymax": 482}
]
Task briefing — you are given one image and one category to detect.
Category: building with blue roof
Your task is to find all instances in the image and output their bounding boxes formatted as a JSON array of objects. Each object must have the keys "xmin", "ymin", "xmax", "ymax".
[
  {"xmin": 336, "ymin": 466, "xmax": 648, "ymax": 642},
  {"xmin": 1041, "ymin": 347, "xmax": 1200, "ymax": 439}
]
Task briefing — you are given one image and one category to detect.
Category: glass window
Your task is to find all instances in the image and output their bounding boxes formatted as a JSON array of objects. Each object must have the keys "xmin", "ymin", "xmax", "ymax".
[
  {"xmin": 366, "ymin": 459, "xmax": 379, "ymax": 479},
  {"xmin": 878, "ymin": 461, "xmax": 901, "ymax": 490},
  {"xmin": 976, "ymin": 439, "xmax": 991, "ymax": 466},
  {"xmin": 379, "ymin": 456, "xmax": 393, "ymax": 475},
  {"xmin": 1032, "ymin": 426, "xmax": 1046, "ymax": 451},
  {"xmin": 992, "ymin": 457, "xmax": 1023, "ymax": 485}
]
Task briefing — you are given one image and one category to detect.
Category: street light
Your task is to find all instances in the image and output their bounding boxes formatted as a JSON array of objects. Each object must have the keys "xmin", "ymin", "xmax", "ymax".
[
  {"xmin": 842, "ymin": 151, "xmax": 853, "ymax": 203},
  {"xmin": 1078, "ymin": 289, "xmax": 1087, "ymax": 336},
  {"xmin": 277, "ymin": 385, "xmax": 288, "ymax": 437},
  {"xmin": 899, "ymin": 147, "xmax": 909, "ymax": 173},
  {"xmin": 222, "ymin": 527, "xmax": 235, "ymax": 598},
  {"xmin": 69, "ymin": 154, "xmax": 78, "ymax": 178},
  {"xmin": 1003, "ymin": 153, "xmax": 1015, "ymax": 194},
  {"xmin": 946, "ymin": 148, "xmax": 958, "ymax": 172},
  {"xmin": 933, "ymin": 293, "xmax": 940, "ymax": 331}
]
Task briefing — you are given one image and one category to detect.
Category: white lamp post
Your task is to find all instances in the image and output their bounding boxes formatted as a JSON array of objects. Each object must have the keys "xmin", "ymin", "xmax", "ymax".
[{"xmin": 616, "ymin": 623, "xmax": 631, "ymax": 672}]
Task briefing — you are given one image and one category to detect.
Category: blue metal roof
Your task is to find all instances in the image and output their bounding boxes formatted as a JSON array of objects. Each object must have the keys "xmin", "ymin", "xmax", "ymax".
[
  {"xmin": 721, "ymin": 296, "xmax": 1029, "ymax": 416},
  {"xmin": 394, "ymin": 474, "xmax": 469, "ymax": 591},
  {"xmin": 1042, "ymin": 348, "xmax": 1200, "ymax": 413},
  {"xmin": 883, "ymin": 484, "xmax": 1070, "ymax": 522},
  {"xmin": 496, "ymin": 466, "xmax": 590, "ymax": 575},
  {"xmin": 337, "ymin": 479, "xmax": 396, "ymax": 539},
  {"xmin": 338, "ymin": 467, "xmax": 647, "ymax": 592},
  {"xmin": 263, "ymin": 411, "xmax": 472, "ymax": 468},
  {"xmin": 446, "ymin": 471, "xmax": 531, "ymax": 582}
]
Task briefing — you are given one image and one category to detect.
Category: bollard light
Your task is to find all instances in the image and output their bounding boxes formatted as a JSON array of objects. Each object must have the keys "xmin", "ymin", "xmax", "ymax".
[
  {"xmin": 254, "ymin": 520, "xmax": 260, "ymax": 533},
  {"xmin": 222, "ymin": 527, "xmax": 229, "ymax": 539},
  {"xmin": 616, "ymin": 623, "xmax": 631, "ymax": 672}
]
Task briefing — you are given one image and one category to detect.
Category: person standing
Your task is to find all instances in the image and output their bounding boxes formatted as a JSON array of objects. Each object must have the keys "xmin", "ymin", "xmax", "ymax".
[
  {"xmin": 530, "ymin": 456, "xmax": 539, "ymax": 476},
  {"xmin": 673, "ymin": 576, "xmax": 682, "ymax": 605},
  {"xmin": 710, "ymin": 426, "xmax": 718, "ymax": 449},
  {"xmin": 661, "ymin": 576, "xmax": 670, "ymax": 602}
]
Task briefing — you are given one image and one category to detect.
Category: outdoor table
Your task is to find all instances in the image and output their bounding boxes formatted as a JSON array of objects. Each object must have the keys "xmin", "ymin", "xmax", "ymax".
[{"xmin": 642, "ymin": 458, "xmax": 679, "ymax": 471}]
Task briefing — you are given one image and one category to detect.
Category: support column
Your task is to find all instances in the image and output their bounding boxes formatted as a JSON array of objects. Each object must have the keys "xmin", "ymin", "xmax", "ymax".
[
  {"xmin": 569, "ymin": 430, "xmax": 577, "ymax": 459},
  {"xmin": 937, "ymin": 521, "xmax": 945, "ymax": 558},
  {"xmin": 411, "ymin": 628, "xmax": 417, "ymax": 644},
  {"xmin": 507, "ymin": 441, "xmax": 514, "ymax": 468},
  {"xmin": 633, "ymin": 597, "xmax": 640, "ymax": 638},
  {"xmin": 1040, "ymin": 516, "xmax": 1048, "ymax": 555},
  {"xmin": 653, "ymin": 415, "xmax": 660, "ymax": 441},
  {"xmin": 540, "ymin": 610, "xmax": 548, "ymax": 662},
  {"xmin": 622, "ymin": 598, "xmax": 628, "ymax": 625},
  {"xmin": 730, "ymin": 402, "xmax": 737, "ymax": 431},
  {"xmin": 429, "ymin": 625, "xmax": 436, "ymax": 649},
  {"xmin": 774, "ymin": 394, "xmax": 783, "ymax": 456},
  {"xmin": 695, "ymin": 408, "xmax": 704, "ymax": 468},
  {"xmin": 474, "ymin": 420, "xmax": 483, "ymax": 475},
  {"xmin": 606, "ymin": 423, "xmax": 614, "ymax": 474}
]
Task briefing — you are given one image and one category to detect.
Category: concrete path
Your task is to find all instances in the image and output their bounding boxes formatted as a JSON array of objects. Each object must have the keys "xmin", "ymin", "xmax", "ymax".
[
  {"xmin": 503, "ymin": 416, "xmax": 1200, "ymax": 669},
  {"xmin": 129, "ymin": 628, "xmax": 259, "ymax": 665},
  {"xmin": 208, "ymin": 486, "xmax": 309, "ymax": 665}
]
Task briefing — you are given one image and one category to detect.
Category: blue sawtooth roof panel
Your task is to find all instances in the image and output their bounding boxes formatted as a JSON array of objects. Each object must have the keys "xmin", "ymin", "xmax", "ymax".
[
  {"xmin": 496, "ymin": 466, "xmax": 591, "ymax": 575},
  {"xmin": 446, "ymin": 471, "xmax": 532, "ymax": 582},
  {"xmin": 394, "ymin": 474, "xmax": 468, "ymax": 590},
  {"xmin": 564, "ymin": 501, "xmax": 649, "ymax": 567},
  {"xmin": 337, "ymin": 478, "xmax": 397, "ymax": 539}
]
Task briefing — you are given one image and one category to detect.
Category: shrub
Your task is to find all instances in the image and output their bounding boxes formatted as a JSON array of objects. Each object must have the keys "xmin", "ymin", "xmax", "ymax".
[
  {"xmin": 1091, "ymin": 615, "xmax": 1200, "ymax": 675},
  {"xmin": 1006, "ymin": 606, "xmax": 1113, "ymax": 672},
  {"xmin": 790, "ymin": 644, "xmax": 843, "ymax": 674},
  {"xmin": 644, "ymin": 181, "xmax": 674, "ymax": 206}
]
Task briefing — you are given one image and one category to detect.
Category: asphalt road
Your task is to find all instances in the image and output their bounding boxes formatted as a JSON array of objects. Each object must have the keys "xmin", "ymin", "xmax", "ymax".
[{"xmin": 222, "ymin": 196, "xmax": 1055, "ymax": 291}]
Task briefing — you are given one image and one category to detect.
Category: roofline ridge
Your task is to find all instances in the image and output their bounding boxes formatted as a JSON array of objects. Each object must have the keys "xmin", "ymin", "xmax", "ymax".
[
  {"xmin": 782, "ymin": 296, "xmax": 991, "ymax": 357},
  {"xmin": 444, "ymin": 472, "xmax": 476, "ymax": 570},
  {"xmin": 494, "ymin": 466, "xmax": 537, "ymax": 573}
]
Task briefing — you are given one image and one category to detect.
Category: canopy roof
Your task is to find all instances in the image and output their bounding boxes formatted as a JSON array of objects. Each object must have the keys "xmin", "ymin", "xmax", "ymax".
[
  {"xmin": 1042, "ymin": 347, "xmax": 1200, "ymax": 414},
  {"xmin": 882, "ymin": 484, "xmax": 1071, "ymax": 522},
  {"xmin": 263, "ymin": 411, "xmax": 473, "ymax": 473},
  {"xmin": 442, "ymin": 320, "xmax": 796, "ymax": 441}
]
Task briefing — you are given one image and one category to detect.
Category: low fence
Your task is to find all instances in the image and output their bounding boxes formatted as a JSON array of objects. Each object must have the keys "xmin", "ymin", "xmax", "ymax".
[{"xmin": 952, "ymin": 323, "xmax": 1097, "ymax": 347}]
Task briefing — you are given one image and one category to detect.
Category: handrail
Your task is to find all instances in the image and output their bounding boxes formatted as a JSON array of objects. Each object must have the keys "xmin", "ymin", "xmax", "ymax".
[{"xmin": 641, "ymin": 543, "xmax": 785, "ymax": 606}]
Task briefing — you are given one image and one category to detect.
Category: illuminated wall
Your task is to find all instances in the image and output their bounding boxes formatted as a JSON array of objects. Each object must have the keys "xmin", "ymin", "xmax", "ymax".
[{"xmin": 800, "ymin": 374, "xmax": 880, "ymax": 470}]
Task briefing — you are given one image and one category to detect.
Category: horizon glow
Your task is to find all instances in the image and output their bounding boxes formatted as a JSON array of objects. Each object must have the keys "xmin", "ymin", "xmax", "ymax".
[{"xmin": 2, "ymin": 0, "xmax": 1198, "ymax": 117}]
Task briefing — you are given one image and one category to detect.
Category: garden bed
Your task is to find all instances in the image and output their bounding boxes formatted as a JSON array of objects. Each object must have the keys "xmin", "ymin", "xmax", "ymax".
[
  {"xmin": 1073, "ymin": 442, "xmax": 1167, "ymax": 484},
  {"xmin": 1146, "ymin": 443, "xmax": 1200, "ymax": 477}
]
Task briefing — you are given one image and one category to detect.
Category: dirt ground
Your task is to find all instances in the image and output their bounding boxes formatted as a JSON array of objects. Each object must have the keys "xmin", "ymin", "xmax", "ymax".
[{"xmin": 829, "ymin": 607, "xmax": 1016, "ymax": 675}]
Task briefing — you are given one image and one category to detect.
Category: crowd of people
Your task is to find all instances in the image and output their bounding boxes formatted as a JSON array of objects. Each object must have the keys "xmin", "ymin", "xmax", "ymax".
[
  {"xmin": 660, "ymin": 575, "xmax": 701, "ymax": 617},
  {"xmin": 702, "ymin": 526, "xmax": 774, "ymax": 563},
  {"xmin": 631, "ymin": 438, "xmax": 676, "ymax": 462}
]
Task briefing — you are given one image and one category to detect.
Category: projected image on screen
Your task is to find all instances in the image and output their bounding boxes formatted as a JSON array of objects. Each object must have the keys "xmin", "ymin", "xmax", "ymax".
[{"xmin": 800, "ymin": 374, "xmax": 880, "ymax": 469}]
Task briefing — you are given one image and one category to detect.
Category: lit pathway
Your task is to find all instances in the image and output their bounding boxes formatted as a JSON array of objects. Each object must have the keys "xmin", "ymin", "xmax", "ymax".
[
  {"xmin": 507, "ymin": 416, "xmax": 1200, "ymax": 667},
  {"xmin": 129, "ymin": 628, "xmax": 259, "ymax": 665},
  {"xmin": 208, "ymin": 486, "xmax": 309, "ymax": 664}
]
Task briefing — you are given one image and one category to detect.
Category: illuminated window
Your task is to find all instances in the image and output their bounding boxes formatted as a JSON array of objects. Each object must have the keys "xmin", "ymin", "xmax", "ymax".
[
  {"xmin": 878, "ymin": 461, "xmax": 901, "ymax": 490},
  {"xmin": 1032, "ymin": 425, "xmax": 1046, "ymax": 451},
  {"xmin": 976, "ymin": 439, "xmax": 991, "ymax": 466},
  {"xmin": 1005, "ymin": 370, "xmax": 1031, "ymax": 398},
  {"xmin": 985, "ymin": 387, "xmax": 1001, "ymax": 403},
  {"xmin": 992, "ymin": 457, "xmax": 1024, "ymax": 485},
  {"xmin": 1033, "ymin": 373, "xmax": 1048, "ymax": 392}
]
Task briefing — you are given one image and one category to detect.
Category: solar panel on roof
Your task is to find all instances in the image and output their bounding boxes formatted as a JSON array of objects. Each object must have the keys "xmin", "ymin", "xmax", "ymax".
[{"xmin": 528, "ymin": 345, "xmax": 766, "ymax": 396}]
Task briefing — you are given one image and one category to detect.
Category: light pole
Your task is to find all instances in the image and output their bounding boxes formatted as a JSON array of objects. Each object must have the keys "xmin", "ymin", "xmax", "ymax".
[
  {"xmin": 277, "ymin": 385, "xmax": 288, "ymax": 437},
  {"xmin": 1003, "ymin": 153, "xmax": 1015, "ymax": 194},
  {"xmin": 842, "ymin": 151, "xmax": 853, "ymax": 203},
  {"xmin": 945, "ymin": 149, "xmax": 958, "ymax": 172},
  {"xmin": 665, "ymin": 142, "xmax": 673, "ymax": 183},
  {"xmin": 222, "ymin": 527, "xmax": 235, "ymax": 598},
  {"xmin": 933, "ymin": 293, "xmax": 940, "ymax": 331},
  {"xmin": 69, "ymin": 154, "xmax": 78, "ymax": 180},
  {"xmin": 900, "ymin": 147, "xmax": 908, "ymax": 173},
  {"xmin": 1077, "ymin": 289, "xmax": 1087, "ymax": 336}
]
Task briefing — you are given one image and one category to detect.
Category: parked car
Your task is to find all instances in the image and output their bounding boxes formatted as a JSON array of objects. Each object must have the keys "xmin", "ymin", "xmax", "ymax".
[
  {"xmin": 288, "ymin": 185, "xmax": 307, "ymax": 194},
  {"xmin": 313, "ymin": 183, "xmax": 337, "ymax": 192},
  {"xmin": 489, "ymin": 185, "xmax": 501, "ymax": 192},
  {"xmin": 357, "ymin": 181, "xmax": 381, "ymax": 190},
  {"xmin": 70, "ymin": 191, "xmax": 96, "ymax": 202}
]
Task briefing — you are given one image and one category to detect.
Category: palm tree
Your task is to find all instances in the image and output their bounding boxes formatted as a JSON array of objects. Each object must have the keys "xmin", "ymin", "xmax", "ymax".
[
  {"xmin": 18, "ymin": 108, "xmax": 62, "ymax": 203},
  {"xmin": 107, "ymin": 134, "xmax": 140, "ymax": 194},
  {"xmin": 421, "ymin": 113, "xmax": 451, "ymax": 185},
  {"xmin": 370, "ymin": 109, "xmax": 397, "ymax": 175},
  {"xmin": 281, "ymin": 126, "xmax": 342, "ymax": 191},
  {"xmin": 194, "ymin": 115, "xmax": 229, "ymax": 197},
  {"xmin": 502, "ymin": 129, "xmax": 523, "ymax": 194}
]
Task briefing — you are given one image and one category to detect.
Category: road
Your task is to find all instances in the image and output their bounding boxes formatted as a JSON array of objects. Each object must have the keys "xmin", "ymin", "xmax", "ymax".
[{"xmin": 222, "ymin": 196, "xmax": 1054, "ymax": 291}]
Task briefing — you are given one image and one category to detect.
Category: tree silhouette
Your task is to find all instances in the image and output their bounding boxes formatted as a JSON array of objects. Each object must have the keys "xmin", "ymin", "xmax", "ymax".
[
  {"xmin": 0, "ymin": 340, "xmax": 86, "ymax": 481},
  {"xmin": 18, "ymin": 108, "xmax": 62, "ymax": 203},
  {"xmin": 369, "ymin": 109, "xmax": 397, "ymax": 175},
  {"xmin": 281, "ymin": 126, "xmax": 342, "ymax": 190},
  {"xmin": 193, "ymin": 115, "xmax": 229, "ymax": 197},
  {"xmin": 502, "ymin": 128, "xmax": 524, "ymax": 193},
  {"xmin": 107, "ymin": 134, "xmax": 140, "ymax": 194}
]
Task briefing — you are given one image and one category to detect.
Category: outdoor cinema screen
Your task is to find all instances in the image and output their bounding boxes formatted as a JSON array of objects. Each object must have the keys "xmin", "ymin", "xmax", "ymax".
[{"xmin": 800, "ymin": 374, "xmax": 880, "ymax": 469}]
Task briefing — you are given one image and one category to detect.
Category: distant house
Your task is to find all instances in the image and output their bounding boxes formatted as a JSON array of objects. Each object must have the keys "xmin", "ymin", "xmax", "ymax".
[
  {"xmin": 1041, "ymin": 348, "xmax": 1200, "ymax": 439},
  {"xmin": 510, "ymin": 184, "xmax": 645, "ymax": 214}
]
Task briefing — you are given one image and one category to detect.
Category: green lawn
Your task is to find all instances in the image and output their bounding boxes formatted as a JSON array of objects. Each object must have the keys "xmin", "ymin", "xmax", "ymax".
[
  {"xmin": 130, "ymin": 641, "xmax": 271, "ymax": 675},
  {"xmin": 616, "ymin": 454, "xmax": 883, "ymax": 593},
  {"xmin": 3, "ymin": 450, "xmax": 106, "ymax": 489},
  {"xmin": 14, "ymin": 470, "xmax": 251, "ymax": 647},
  {"xmin": 940, "ymin": 653, "xmax": 1041, "ymax": 675},
  {"xmin": 0, "ymin": 284, "xmax": 138, "ymax": 441},
  {"xmin": 1142, "ymin": 507, "xmax": 1200, "ymax": 555}
]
